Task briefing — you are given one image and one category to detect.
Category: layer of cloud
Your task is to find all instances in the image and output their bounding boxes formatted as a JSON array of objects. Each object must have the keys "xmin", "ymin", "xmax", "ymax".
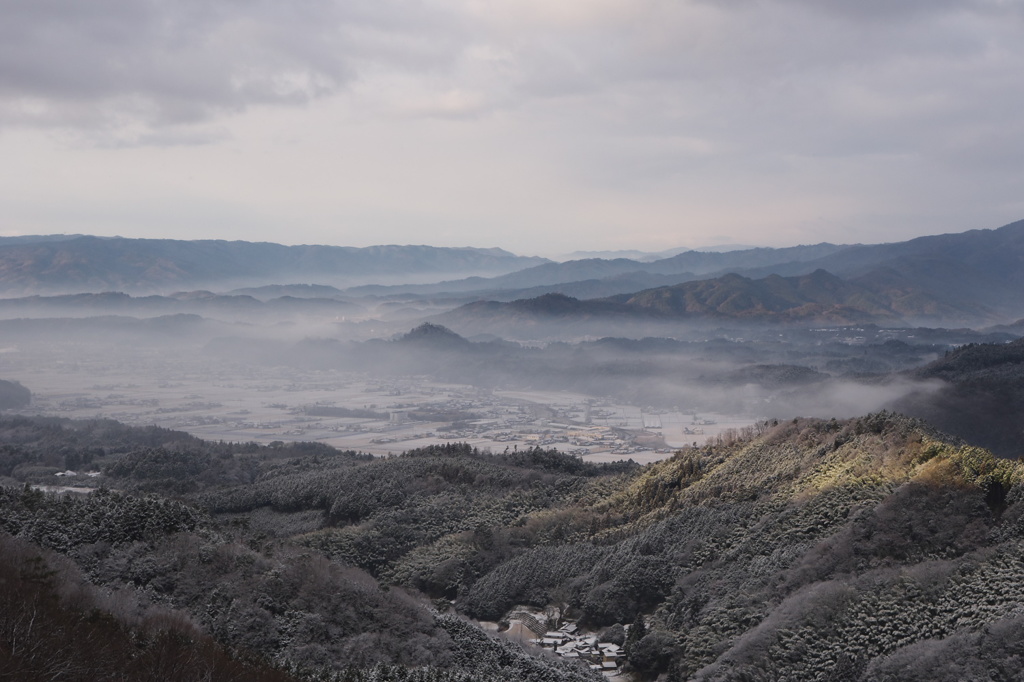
[{"xmin": 4, "ymin": 1, "xmax": 1020, "ymax": 133}]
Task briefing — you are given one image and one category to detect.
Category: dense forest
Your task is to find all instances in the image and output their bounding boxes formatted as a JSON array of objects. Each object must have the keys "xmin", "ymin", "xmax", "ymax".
[{"xmin": 3, "ymin": 412, "xmax": 1024, "ymax": 680}]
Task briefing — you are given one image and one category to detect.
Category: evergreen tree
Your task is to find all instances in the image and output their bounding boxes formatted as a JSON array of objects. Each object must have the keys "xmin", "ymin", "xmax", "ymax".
[{"xmin": 624, "ymin": 612, "xmax": 647, "ymax": 659}]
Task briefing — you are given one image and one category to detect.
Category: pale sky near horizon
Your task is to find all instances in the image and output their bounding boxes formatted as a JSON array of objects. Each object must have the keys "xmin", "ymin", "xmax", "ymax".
[{"xmin": 1, "ymin": 0, "xmax": 1023, "ymax": 258}]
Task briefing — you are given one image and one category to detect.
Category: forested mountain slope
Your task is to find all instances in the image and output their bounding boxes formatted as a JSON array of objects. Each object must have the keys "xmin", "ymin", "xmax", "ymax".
[
  {"xmin": 4, "ymin": 413, "xmax": 1024, "ymax": 680},
  {"xmin": 889, "ymin": 337, "xmax": 1024, "ymax": 457},
  {"xmin": 0, "ymin": 533, "xmax": 298, "ymax": 682},
  {"xmin": 0, "ymin": 422, "xmax": 610, "ymax": 682},
  {"xmin": 210, "ymin": 414, "xmax": 1024, "ymax": 680},
  {"xmin": 743, "ymin": 218, "xmax": 1024, "ymax": 320}
]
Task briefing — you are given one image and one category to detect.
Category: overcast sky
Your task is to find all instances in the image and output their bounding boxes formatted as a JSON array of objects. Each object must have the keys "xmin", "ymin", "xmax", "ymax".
[{"xmin": 1, "ymin": 0, "xmax": 1022, "ymax": 257}]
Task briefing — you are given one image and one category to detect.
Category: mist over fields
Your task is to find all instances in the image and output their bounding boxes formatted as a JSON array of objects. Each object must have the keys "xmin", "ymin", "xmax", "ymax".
[{"xmin": 4, "ymin": 222, "xmax": 1024, "ymax": 467}]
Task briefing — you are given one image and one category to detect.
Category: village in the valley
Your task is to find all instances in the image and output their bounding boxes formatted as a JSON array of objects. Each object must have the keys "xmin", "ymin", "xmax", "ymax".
[{"xmin": 496, "ymin": 608, "xmax": 631, "ymax": 678}]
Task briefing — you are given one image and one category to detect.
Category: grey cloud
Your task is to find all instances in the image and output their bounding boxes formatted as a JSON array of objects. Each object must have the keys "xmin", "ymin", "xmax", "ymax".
[
  {"xmin": 713, "ymin": 0, "xmax": 993, "ymax": 22},
  {"xmin": 3, "ymin": 0, "xmax": 1023, "ymax": 197},
  {"xmin": 0, "ymin": 0, "xmax": 466, "ymax": 129},
  {"xmin": 504, "ymin": 0, "xmax": 1024, "ymax": 178}
]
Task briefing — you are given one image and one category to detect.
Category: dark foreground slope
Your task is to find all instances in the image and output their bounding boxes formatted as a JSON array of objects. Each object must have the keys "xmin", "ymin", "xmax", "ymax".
[
  {"xmin": 4, "ymin": 413, "xmax": 1024, "ymax": 681},
  {"xmin": 0, "ymin": 533, "xmax": 298, "ymax": 682},
  {"xmin": 0, "ymin": 420, "xmax": 608, "ymax": 682}
]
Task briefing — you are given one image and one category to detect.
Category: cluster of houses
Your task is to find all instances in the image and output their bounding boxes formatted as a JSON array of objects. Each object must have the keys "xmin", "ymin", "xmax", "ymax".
[{"xmin": 504, "ymin": 612, "xmax": 624, "ymax": 674}]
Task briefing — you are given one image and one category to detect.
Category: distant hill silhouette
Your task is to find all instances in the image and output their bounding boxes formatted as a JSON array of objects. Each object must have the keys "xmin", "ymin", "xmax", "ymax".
[
  {"xmin": 0, "ymin": 237, "xmax": 548, "ymax": 295},
  {"xmin": 225, "ymin": 284, "xmax": 347, "ymax": 300},
  {"xmin": 437, "ymin": 268, "xmax": 988, "ymax": 334},
  {"xmin": 0, "ymin": 291, "xmax": 365, "ymax": 322},
  {"xmin": 4, "ymin": 219, "xmax": 1023, "ymax": 327},
  {"xmin": 397, "ymin": 323, "xmax": 471, "ymax": 347},
  {"xmin": 0, "ymin": 379, "xmax": 30, "ymax": 409},
  {"xmin": 346, "ymin": 243, "xmax": 850, "ymax": 297},
  {"xmin": 611, "ymin": 270, "xmax": 898, "ymax": 323}
]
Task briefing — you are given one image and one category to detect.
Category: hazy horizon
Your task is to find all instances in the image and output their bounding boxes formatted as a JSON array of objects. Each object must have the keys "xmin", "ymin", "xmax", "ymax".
[
  {"xmin": 0, "ymin": 230, "xmax": 781, "ymax": 260},
  {"xmin": 0, "ymin": 219, "xmax": 1013, "ymax": 262}
]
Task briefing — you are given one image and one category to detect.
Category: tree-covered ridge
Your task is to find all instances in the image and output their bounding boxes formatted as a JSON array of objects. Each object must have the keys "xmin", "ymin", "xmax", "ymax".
[
  {"xmin": 918, "ymin": 337, "xmax": 1024, "ymax": 380},
  {"xmin": 0, "ymin": 415, "xmax": 200, "ymax": 480},
  {"xmin": 0, "ymin": 413, "xmax": 355, "ymax": 489},
  {"xmin": 5, "ymin": 413, "xmax": 1024, "ymax": 680},
  {"xmin": 172, "ymin": 411, "xmax": 1024, "ymax": 679},
  {"xmin": 0, "ymin": 422, "xmax": 608, "ymax": 681},
  {"xmin": 452, "ymin": 414, "xmax": 1024, "ymax": 679},
  {"xmin": 0, "ymin": 484, "xmax": 603, "ymax": 681},
  {"xmin": 0, "ymin": 485, "xmax": 203, "ymax": 550},
  {"xmin": 196, "ymin": 443, "xmax": 639, "ymax": 588}
]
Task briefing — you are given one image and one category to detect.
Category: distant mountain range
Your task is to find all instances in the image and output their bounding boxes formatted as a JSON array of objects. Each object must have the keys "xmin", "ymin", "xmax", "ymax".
[
  {"xmin": 346, "ymin": 242, "xmax": 851, "ymax": 298},
  {"xmin": 2, "ymin": 219, "xmax": 1023, "ymax": 329},
  {"xmin": 0, "ymin": 290, "xmax": 365, "ymax": 322},
  {"xmin": 0, "ymin": 236, "xmax": 548, "ymax": 295},
  {"xmin": 434, "ymin": 266, "xmax": 1003, "ymax": 337},
  {"xmin": 421, "ymin": 219, "xmax": 1024, "ymax": 331},
  {"xmin": 613, "ymin": 268, "xmax": 994, "ymax": 324},
  {"xmin": 557, "ymin": 243, "xmax": 757, "ymax": 261}
]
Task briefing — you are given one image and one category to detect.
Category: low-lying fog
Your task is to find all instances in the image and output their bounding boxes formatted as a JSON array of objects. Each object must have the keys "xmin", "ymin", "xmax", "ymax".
[{"xmin": 2, "ymin": 298, "xmax": 1005, "ymax": 469}]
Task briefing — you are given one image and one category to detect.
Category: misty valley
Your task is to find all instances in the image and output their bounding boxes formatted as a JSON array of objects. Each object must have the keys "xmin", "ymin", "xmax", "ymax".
[{"xmin": 4, "ymin": 224, "xmax": 1024, "ymax": 681}]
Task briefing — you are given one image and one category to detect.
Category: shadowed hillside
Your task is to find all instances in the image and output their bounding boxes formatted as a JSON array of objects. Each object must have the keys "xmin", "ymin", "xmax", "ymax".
[{"xmin": 889, "ymin": 338, "xmax": 1024, "ymax": 457}]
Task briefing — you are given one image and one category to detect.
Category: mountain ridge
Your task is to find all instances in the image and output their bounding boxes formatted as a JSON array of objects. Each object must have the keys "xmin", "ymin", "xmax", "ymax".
[
  {"xmin": 355, "ymin": 219, "xmax": 1024, "ymax": 326},
  {"xmin": 435, "ymin": 267, "xmax": 997, "ymax": 336},
  {"xmin": 0, "ymin": 237, "xmax": 549, "ymax": 295}
]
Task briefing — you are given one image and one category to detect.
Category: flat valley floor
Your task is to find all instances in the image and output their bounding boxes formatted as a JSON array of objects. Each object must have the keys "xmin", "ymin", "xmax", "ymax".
[{"xmin": 1, "ymin": 344, "xmax": 755, "ymax": 465}]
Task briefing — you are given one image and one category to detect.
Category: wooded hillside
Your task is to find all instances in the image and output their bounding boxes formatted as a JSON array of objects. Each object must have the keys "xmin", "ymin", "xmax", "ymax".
[{"xmin": 3, "ymin": 413, "xmax": 1024, "ymax": 680}]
